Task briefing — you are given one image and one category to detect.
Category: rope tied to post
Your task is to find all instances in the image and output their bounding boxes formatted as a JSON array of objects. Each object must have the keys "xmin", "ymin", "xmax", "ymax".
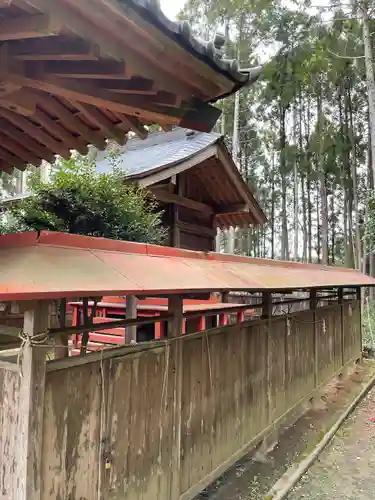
[{"xmin": 17, "ymin": 329, "xmax": 51, "ymax": 378}]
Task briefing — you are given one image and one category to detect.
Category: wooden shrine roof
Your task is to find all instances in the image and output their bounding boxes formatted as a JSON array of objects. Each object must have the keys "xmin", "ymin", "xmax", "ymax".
[
  {"xmin": 96, "ymin": 128, "xmax": 266, "ymax": 227},
  {"xmin": 0, "ymin": 231, "xmax": 373, "ymax": 301},
  {"xmin": 0, "ymin": 0, "xmax": 262, "ymax": 175}
]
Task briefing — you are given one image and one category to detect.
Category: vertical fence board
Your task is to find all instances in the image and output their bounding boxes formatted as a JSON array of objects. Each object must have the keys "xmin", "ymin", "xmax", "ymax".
[
  {"xmin": 41, "ymin": 363, "xmax": 101, "ymax": 500},
  {"xmin": 0, "ymin": 367, "xmax": 19, "ymax": 499},
  {"xmin": 268, "ymin": 317, "xmax": 287, "ymax": 421},
  {"xmin": 286, "ymin": 311, "xmax": 315, "ymax": 406}
]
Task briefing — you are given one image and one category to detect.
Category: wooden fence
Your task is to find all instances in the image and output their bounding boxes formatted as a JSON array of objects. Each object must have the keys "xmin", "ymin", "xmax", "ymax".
[{"xmin": 0, "ymin": 301, "xmax": 362, "ymax": 500}]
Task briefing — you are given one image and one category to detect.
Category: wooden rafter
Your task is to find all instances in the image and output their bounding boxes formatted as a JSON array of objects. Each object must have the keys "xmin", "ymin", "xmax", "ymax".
[
  {"xmin": 0, "ymin": 146, "xmax": 26, "ymax": 169},
  {"xmin": 11, "ymin": 38, "xmax": 100, "ymax": 61},
  {"xmin": 0, "ymin": 130, "xmax": 41, "ymax": 165},
  {"xmin": 37, "ymin": 59, "xmax": 127, "ymax": 79},
  {"xmin": 0, "ymin": 90, "xmax": 36, "ymax": 115},
  {"xmin": 23, "ymin": 0, "xmax": 199, "ymax": 99},
  {"xmin": 116, "ymin": 114, "xmax": 148, "ymax": 140},
  {"xmin": 0, "ymin": 14, "xmax": 62, "ymax": 41},
  {"xmin": 63, "ymin": 0, "xmax": 223, "ymax": 96},
  {"xmin": 32, "ymin": 107, "xmax": 88, "ymax": 155},
  {"xmin": 90, "ymin": 78, "xmax": 155, "ymax": 94},
  {"xmin": 72, "ymin": 101, "xmax": 127, "ymax": 145},
  {"xmin": 0, "ymin": 108, "xmax": 70, "ymax": 158},
  {"xmin": 0, "ymin": 160, "xmax": 14, "ymax": 174},
  {"xmin": 0, "ymin": 117, "xmax": 55, "ymax": 161},
  {"xmin": 31, "ymin": 91, "xmax": 106, "ymax": 149},
  {"xmin": 7, "ymin": 65, "xmax": 184, "ymax": 123}
]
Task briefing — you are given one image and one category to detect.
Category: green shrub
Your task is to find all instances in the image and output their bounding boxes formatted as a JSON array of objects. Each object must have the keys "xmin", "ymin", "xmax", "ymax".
[{"xmin": 0, "ymin": 154, "xmax": 167, "ymax": 245}]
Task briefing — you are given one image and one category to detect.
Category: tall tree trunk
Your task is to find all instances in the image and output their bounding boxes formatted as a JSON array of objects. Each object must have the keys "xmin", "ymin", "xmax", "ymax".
[
  {"xmin": 316, "ymin": 182, "xmax": 321, "ymax": 263},
  {"xmin": 317, "ymin": 93, "xmax": 329, "ymax": 265},
  {"xmin": 360, "ymin": 2, "xmax": 375, "ymax": 186},
  {"xmin": 330, "ymin": 195, "xmax": 335, "ymax": 264},
  {"xmin": 348, "ymin": 86, "xmax": 361, "ymax": 269},
  {"xmin": 280, "ymin": 104, "xmax": 289, "ymax": 260},
  {"xmin": 301, "ymin": 173, "xmax": 308, "ymax": 262}
]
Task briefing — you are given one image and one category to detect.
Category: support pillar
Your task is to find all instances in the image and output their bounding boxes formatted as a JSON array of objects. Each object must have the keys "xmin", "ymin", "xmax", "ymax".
[
  {"xmin": 16, "ymin": 300, "xmax": 49, "ymax": 500},
  {"xmin": 54, "ymin": 298, "xmax": 68, "ymax": 359},
  {"xmin": 168, "ymin": 295, "xmax": 183, "ymax": 499},
  {"xmin": 125, "ymin": 295, "xmax": 137, "ymax": 343}
]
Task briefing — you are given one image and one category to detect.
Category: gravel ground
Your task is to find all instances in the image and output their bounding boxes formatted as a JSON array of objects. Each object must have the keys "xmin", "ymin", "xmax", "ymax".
[{"xmin": 287, "ymin": 388, "xmax": 375, "ymax": 500}]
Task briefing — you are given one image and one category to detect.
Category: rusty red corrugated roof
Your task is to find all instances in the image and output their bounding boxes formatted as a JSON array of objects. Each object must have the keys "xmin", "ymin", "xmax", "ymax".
[{"xmin": 0, "ymin": 231, "xmax": 373, "ymax": 301}]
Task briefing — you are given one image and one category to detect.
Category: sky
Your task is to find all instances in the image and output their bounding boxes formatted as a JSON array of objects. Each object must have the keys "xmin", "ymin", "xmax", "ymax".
[{"xmin": 160, "ymin": 0, "xmax": 186, "ymax": 20}]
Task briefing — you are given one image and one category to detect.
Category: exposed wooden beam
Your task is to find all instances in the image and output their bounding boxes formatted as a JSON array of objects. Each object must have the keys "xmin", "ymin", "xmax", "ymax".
[
  {"xmin": 0, "ymin": 90, "xmax": 36, "ymax": 115},
  {"xmin": 0, "ymin": 14, "xmax": 61, "ymax": 41},
  {"xmin": 0, "ymin": 160, "xmax": 14, "ymax": 174},
  {"xmin": 215, "ymin": 204, "xmax": 249, "ymax": 215},
  {"xmin": 24, "ymin": 0, "xmax": 196, "ymax": 99},
  {"xmin": 11, "ymin": 38, "xmax": 100, "ymax": 61},
  {"xmin": 32, "ymin": 107, "xmax": 88, "ymax": 155},
  {"xmin": 0, "ymin": 108, "xmax": 70, "ymax": 158},
  {"xmin": 0, "ymin": 130, "xmax": 41, "ymax": 165},
  {"xmin": 98, "ymin": 0, "xmax": 230, "ymax": 91},
  {"xmin": 72, "ymin": 101, "xmax": 127, "ymax": 145},
  {"xmin": 118, "ymin": 114, "xmax": 148, "ymax": 139},
  {"xmin": 150, "ymin": 188, "xmax": 213, "ymax": 215},
  {"xmin": 64, "ymin": 0, "xmax": 224, "ymax": 96},
  {"xmin": 38, "ymin": 59, "xmax": 127, "ymax": 79},
  {"xmin": 177, "ymin": 220, "xmax": 216, "ymax": 238},
  {"xmin": 0, "ymin": 146, "xmax": 26, "ymax": 170},
  {"xmin": 32, "ymin": 91, "xmax": 106, "ymax": 149},
  {"xmin": 0, "ymin": 117, "xmax": 55, "ymax": 161},
  {"xmin": 95, "ymin": 77, "xmax": 155, "ymax": 94},
  {"xmin": 10, "ymin": 68, "xmax": 183, "ymax": 124}
]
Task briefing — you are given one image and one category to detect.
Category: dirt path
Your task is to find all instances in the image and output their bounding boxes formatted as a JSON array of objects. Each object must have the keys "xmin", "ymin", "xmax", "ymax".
[
  {"xmin": 287, "ymin": 388, "xmax": 375, "ymax": 500},
  {"xmin": 193, "ymin": 362, "xmax": 375, "ymax": 500}
]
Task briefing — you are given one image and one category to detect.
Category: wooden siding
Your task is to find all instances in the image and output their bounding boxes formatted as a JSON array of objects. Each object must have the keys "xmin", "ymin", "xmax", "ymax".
[
  {"xmin": 1, "ymin": 301, "xmax": 362, "ymax": 500},
  {"xmin": 40, "ymin": 301, "xmax": 361, "ymax": 500},
  {"xmin": 0, "ymin": 367, "xmax": 20, "ymax": 499}
]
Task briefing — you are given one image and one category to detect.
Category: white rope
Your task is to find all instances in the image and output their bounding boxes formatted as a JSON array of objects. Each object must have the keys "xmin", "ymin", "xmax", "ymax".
[{"xmin": 17, "ymin": 329, "xmax": 50, "ymax": 378}]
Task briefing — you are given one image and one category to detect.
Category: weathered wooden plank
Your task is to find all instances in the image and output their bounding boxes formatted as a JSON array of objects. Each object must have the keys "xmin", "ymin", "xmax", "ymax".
[
  {"xmin": 16, "ymin": 301, "xmax": 49, "ymax": 500},
  {"xmin": 0, "ymin": 367, "xmax": 20, "ymax": 499},
  {"xmin": 41, "ymin": 363, "xmax": 102, "ymax": 500}
]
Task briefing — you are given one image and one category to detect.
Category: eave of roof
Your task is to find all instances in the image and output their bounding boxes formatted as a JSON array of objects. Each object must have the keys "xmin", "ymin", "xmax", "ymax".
[
  {"xmin": 0, "ymin": 0, "xmax": 262, "ymax": 175},
  {"xmin": 0, "ymin": 231, "xmax": 372, "ymax": 302},
  {"xmin": 123, "ymin": 0, "xmax": 263, "ymax": 93}
]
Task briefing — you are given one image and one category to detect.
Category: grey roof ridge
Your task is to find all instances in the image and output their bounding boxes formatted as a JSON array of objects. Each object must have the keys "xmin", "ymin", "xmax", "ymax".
[{"xmin": 120, "ymin": 0, "xmax": 263, "ymax": 90}]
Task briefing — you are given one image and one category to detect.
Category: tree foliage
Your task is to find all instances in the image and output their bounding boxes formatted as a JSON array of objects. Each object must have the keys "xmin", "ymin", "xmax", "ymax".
[
  {"xmin": 180, "ymin": 0, "xmax": 374, "ymax": 269},
  {"xmin": 0, "ymin": 154, "xmax": 167, "ymax": 244}
]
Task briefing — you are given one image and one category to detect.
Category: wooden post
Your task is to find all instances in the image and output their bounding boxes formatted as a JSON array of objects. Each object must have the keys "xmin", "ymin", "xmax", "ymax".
[
  {"xmin": 262, "ymin": 291, "xmax": 272, "ymax": 424},
  {"xmin": 356, "ymin": 287, "xmax": 362, "ymax": 352},
  {"xmin": 262, "ymin": 291, "xmax": 272, "ymax": 319},
  {"xmin": 80, "ymin": 297, "xmax": 91, "ymax": 354},
  {"xmin": 54, "ymin": 298, "xmax": 68, "ymax": 359},
  {"xmin": 338, "ymin": 287, "xmax": 344, "ymax": 366},
  {"xmin": 310, "ymin": 289, "xmax": 318, "ymax": 388},
  {"xmin": 125, "ymin": 295, "xmax": 137, "ymax": 343},
  {"xmin": 16, "ymin": 300, "xmax": 49, "ymax": 500},
  {"xmin": 168, "ymin": 295, "xmax": 183, "ymax": 500}
]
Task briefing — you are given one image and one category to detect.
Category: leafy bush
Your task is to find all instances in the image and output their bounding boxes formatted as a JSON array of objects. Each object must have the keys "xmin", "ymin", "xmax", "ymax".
[{"xmin": 0, "ymin": 154, "xmax": 167, "ymax": 244}]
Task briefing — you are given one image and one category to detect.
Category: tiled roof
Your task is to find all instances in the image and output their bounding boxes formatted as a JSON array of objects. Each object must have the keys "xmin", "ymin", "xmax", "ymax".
[
  {"xmin": 96, "ymin": 128, "xmax": 220, "ymax": 178},
  {"xmin": 121, "ymin": 0, "xmax": 263, "ymax": 92}
]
